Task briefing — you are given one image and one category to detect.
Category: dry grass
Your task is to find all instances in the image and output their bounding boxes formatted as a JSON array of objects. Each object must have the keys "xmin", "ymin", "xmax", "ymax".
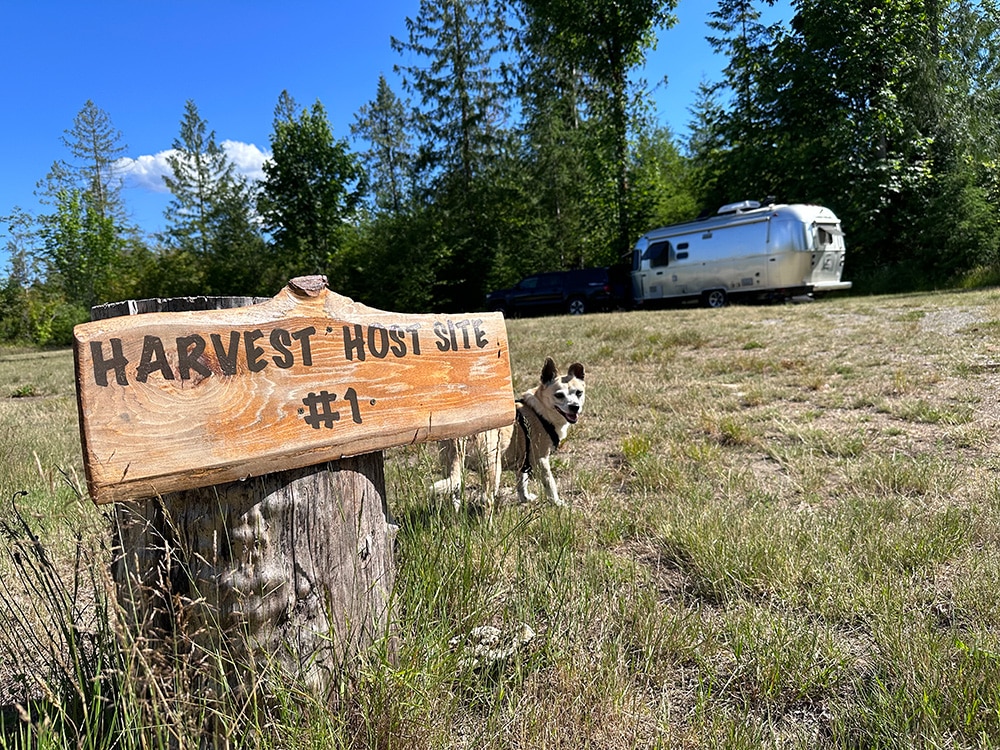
[{"xmin": 3, "ymin": 288, "xmax": 1000, "ymax": 748}]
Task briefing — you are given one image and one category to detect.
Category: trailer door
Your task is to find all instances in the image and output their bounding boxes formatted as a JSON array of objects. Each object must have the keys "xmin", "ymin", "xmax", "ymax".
[{"xmin": 636, "ymin": 240, "xmax": 670, "ymax": 300}]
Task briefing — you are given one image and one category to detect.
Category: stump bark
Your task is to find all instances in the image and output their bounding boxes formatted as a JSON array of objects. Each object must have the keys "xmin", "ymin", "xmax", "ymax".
[{"xmin": 94, "ymin": 291, "xmax": 397, "ymax": 704}]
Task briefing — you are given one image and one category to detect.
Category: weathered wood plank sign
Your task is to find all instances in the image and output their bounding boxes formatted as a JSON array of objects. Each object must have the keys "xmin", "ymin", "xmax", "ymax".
[{"xmin": 74, "ymin": 276, "xmax": 514, "ymax": 504}]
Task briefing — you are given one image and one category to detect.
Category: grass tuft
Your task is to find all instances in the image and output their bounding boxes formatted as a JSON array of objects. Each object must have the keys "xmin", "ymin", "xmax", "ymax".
[{"xmin": 5, "ymin": 289, "xmax": 1000, "ymax": 747}]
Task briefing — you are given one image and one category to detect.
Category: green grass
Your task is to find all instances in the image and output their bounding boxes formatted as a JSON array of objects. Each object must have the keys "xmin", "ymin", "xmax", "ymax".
[{"xmin": 4, "ymin": 289, "xmax": 1000, "ymax": 747}]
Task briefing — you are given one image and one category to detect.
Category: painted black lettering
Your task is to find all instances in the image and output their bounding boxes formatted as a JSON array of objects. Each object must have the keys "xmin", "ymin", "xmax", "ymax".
[
  {"xmin": 91, "ymin": 338, "xmax": 129, "ymax": 387},
  {"xmin": 343, "ymin": 387, "xmax": 363, "ymax": 424},
  {"xmin": 407, "ymin": 324, "xmax": 422, "ymax": 355},
  {"xmin": 368, "ymin": 325, "xmax": 390, "ymax": 359},
  {"xmin": 343, "ymin": 324, "xmax": 366, "ymax": 361},
  {"xmin": 434, "ymin": 321, "xmax": 451, "ymax": 352},
  {"xmin": 176, "ymin": 335, "xmax": 211, "ymax": 380},
  {"xmin": 388, "ymin": 325, "xmax": 407, "ymax": 357},
  {"xmin": 447, "ymin": 320, "xmax": 459, "ymax": 350},
  {"xmin": 291, "ymin": 326, "xmax": 315, "ymax": 366},
  {"xmin": 244, "ymin": 330, "xmax": 267, "ymax": 373},
  {"xmin": 211, "ymin": 331, "xmax": 241, "ymax": 376},
  {"xmin": 270, "ymin": 328, "xmax": 294, "ymax": 368},
  {"xmin": 454, "ymin": 319, "xmax": 472, "ymax": 349},
  {"xmin": 136, "ymin": 336, "xmax": 175, "ymax": 383},
  {"xmin": 473, "ymin": 319, "xmax": 488, "ymax": 348}
]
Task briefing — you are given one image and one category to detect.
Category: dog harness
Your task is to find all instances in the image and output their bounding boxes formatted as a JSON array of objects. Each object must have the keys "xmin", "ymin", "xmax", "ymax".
[{"xmin": 514, "ymin": 398, "xmax": 562, "ymax": 476}]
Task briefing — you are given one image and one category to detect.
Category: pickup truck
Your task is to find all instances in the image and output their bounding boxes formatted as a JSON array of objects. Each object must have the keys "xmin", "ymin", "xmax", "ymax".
[{"xmin": 486, "ymin": 268, "xmax": 618, "ymax": 317}]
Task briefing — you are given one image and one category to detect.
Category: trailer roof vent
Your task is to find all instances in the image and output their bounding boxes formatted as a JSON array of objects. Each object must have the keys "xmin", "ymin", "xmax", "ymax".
[{"xmin": 717, "ymin": 200, "xmax": 761, "ymax": 215}]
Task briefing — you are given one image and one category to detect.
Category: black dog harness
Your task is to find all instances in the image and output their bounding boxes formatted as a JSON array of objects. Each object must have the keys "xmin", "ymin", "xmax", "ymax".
[{"xmin": 514, "ymin": 398, "xmax": 562, "ymax": 476}]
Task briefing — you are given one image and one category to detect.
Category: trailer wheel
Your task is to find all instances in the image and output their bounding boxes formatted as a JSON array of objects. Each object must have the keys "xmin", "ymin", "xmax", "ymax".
[
  {"xmin": 567, "ymin": 296, "xmax": 586, "ymax": 315},
  {"xmin": 702, "ymin": 289, "xmax": 727, "ymax": 308}
]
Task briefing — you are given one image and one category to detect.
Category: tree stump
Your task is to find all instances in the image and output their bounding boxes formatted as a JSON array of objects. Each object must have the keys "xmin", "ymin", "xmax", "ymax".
[{"xmin": 93, "ymin": 292, "xmax": 398, "ymax": 705}]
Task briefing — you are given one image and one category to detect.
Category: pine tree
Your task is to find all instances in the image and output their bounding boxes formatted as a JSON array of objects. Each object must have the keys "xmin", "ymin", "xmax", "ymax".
[
  {"xmin": 390, "ymin": 0, "xmax": 514, "ymax": 310},
  {"xmin": 161, "ymin": 100, "xmax": 266, "ymax": 295},
  {"xmin": 39, "ymin": 100, "xmax": 129, "ymax": 224},
  {"xmin": 392, "ymin": 0, "xmax": 510, "ymax": 189},
  {"xmin": 517, "ymin": 0, "xmax": 678, "ymax": 255},
  {"xmin": 351, "ymin": 75, "xmax": 415, "ymax": 214},
  {"xmin": 31, "ymin": 101, "xmax": 139, "ymax": 310},
  {"xmin": 163, "ymin": 100, "xmax": 238, "ymax": 258}
]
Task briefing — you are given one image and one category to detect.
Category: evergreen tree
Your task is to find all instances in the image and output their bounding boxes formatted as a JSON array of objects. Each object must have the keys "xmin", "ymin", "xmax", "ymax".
[
  {"xmin": 518, "ymin": 0, "xmax": 678, "ymax": 255},
  {"xmin": 392, "ymin": 0, "xmax": 510, "ymax": 190},
  {"xmin": 511, "ymin": 2, "xmax": 597, "ymax": 273},
  {"xmin": 391, "ymin": 0, "xmax": 514, "ymax": 310},
  {"xmin": 29, "ymin": 101, "xmax": 141, "ymax": 311},
  {"xmin": 163, "ymin": 100, "xmax": 237, "ymax": 258},
  {"xmin": 352, "ymin": 75, "xmax": 415, "ymax": 214},
  {"xmin": 161, "ymin": 100, "xmax": 267, "ymax": 295},
  {"xmin": 38, "ymin": 100, "xmax": 130, "ymax": 224}
]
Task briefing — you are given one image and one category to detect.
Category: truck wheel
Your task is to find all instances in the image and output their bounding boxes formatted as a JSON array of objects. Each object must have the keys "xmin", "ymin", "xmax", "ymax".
[
  {"xmin": 567, "ymin": 297, "xmax": 586, "ymax": 315},
  {"xmin": 702, "ymin": 289, "xmax": 727, "ymax": 308}
]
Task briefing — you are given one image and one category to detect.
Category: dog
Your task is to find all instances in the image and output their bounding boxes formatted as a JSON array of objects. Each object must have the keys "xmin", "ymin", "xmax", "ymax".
[{"xmin": 432, "ymin": 357, "xmax": 586, "ymax": 510}]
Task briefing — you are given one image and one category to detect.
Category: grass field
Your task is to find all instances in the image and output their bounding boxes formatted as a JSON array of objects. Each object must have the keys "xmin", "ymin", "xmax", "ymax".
[{"xmin": 2, "ymin": 288, "xmax": 1000, "ymax": 748}]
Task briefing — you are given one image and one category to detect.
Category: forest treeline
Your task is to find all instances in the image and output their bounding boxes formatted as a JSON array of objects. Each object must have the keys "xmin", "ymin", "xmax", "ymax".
[{"xmin": 2, "ymin": 0, "xmax": 999, "ymax": 345}]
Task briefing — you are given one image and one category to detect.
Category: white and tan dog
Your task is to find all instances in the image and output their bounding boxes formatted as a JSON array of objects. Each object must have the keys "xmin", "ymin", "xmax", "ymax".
[{"xmin": 432, "ymin": 357, "xmax": 586, "ymax": 510}]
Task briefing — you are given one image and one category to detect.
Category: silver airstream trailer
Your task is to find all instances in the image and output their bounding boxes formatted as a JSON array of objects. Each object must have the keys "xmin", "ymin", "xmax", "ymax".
[{"xmin": 630, "ymin": 201, "xmax": 852, "ymax": 308}]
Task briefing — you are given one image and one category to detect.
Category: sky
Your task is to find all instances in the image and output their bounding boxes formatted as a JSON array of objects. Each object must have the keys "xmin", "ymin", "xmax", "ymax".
[{"xmin": 0, "ymin": 0, "xmax": 790, "ymax": 272}]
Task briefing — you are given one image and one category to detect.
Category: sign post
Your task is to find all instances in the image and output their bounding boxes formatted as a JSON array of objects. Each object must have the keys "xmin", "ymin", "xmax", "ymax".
[
  {"xmin": 75, "ymin": 274, "xmax": 513, "ymax": 504},
  {"xmin": 74, "ymin": 276, "xmax": 513, "ymax": 710}
]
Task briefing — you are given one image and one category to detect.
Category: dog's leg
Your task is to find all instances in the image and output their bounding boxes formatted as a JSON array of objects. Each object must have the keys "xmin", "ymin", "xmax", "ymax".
[
  {"xmin": 431, "ymin": 438, "xmax": 465, "ymax": 510},
  {"xmin": 516, "ymin": 470, "xmax": 537, "ymax": 503},
  {"xmin": 537, "ymin": 455, "xmax": 563, "ymax": 506}
]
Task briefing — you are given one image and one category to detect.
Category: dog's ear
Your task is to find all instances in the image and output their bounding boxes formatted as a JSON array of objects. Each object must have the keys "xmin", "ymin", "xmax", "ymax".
[
  {"xmin": 568, "ymin": 362, "xmax": 585, "ymax": 381},
  {"xmin": 541, "ymin": 357, "xmax": 557, "ymax": 384}
]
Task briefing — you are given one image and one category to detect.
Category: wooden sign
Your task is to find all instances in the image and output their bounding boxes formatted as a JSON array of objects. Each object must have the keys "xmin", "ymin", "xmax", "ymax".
[{"xmin": 73, "ymin": 277, "xmax": 514, "ymax": 504}]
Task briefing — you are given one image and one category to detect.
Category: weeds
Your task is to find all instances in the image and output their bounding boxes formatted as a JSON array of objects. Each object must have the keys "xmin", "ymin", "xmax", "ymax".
[{"xmin": 4, "ymin": 289, "xmax": 1000, "ymax": 747}]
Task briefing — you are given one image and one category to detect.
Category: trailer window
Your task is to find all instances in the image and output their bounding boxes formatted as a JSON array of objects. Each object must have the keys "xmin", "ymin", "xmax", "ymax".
[
  {"xmin": 816, "ymin": 224, "xmax": 843, "ymax": 247},
  {"xmin": 643, "ymin": 241, "xmax": 670, "ymax": 268}
]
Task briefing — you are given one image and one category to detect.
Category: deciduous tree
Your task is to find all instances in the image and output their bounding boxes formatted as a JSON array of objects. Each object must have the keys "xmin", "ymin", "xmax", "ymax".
[{"xmin": 258, "ymin": 95, "xmax": 364, "ymax": 279}]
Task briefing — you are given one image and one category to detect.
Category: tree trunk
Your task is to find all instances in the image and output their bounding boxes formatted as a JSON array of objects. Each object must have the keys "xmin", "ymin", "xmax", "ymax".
[{"xmin": 93, "ymin": 293, "xmax": 397, "ymax": 707}]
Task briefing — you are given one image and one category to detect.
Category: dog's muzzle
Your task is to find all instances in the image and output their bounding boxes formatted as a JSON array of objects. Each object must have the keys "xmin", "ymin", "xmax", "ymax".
[{"xmin": 558, "ymin": 405, "xmax": 580, "ymax": 424}]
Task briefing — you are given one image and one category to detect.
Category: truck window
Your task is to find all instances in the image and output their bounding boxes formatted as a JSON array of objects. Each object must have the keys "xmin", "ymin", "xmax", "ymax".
[
  {"xmin": 643, "ymin": 241, "xmax": 670, "ymax": 268},
  {"xmin": 518, "ymin": 276, "xmax": 539, "ymax": 290}
]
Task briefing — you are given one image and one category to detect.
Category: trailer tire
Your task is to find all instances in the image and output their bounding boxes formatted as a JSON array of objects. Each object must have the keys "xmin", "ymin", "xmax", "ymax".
[
  {"xmin": 702, "ymin": 289, "xmax": 727, "ymax": 308},
  {"xmin": 567, "ymin": 296, "xmax": 586, "ymax": 315}
]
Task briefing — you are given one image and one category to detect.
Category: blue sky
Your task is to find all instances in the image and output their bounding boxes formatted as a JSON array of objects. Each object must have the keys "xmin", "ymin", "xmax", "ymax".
[{"xmin": 0, "ymin": 0, "xmax": 790, "ymax": 272}]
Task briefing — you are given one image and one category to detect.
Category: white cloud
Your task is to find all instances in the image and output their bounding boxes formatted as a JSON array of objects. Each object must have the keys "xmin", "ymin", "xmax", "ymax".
[
  {"xmin": 118, "ymin": 141, "xmax": 270, "ymax": 193},
  {"xmin": 118, "ymin": 150, "xmax": 176, "ymax": 193},
  {"xmin": 220, "ymin": 140, "xmax": 269, "ymax": 181}
]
